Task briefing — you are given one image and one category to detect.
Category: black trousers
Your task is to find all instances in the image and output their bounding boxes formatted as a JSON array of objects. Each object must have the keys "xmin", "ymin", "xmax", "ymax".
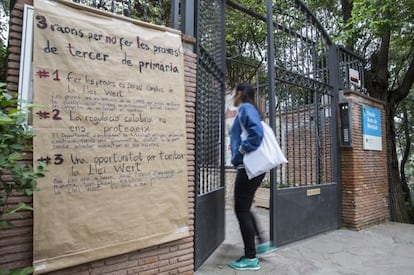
[{"xmin": 234, "ymin": 169, "xmax": 265, "ymax": 259}]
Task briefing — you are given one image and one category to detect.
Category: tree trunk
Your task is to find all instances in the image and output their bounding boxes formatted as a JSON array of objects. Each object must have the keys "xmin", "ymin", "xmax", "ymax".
[
  {"xmin": 386, "ymin": 102, "xmax": 410, "ymax": 223},
  {"xmin": 400, "ymin": 107, "xmax": 412, "ymax": 203},
  {"xmin": 387, "ymin": 52, "xmax": 414, "ymax": 223},
  {"xmin": 341, "ymin": 0, "xmax": 353, "ymax": 50},
  {"xmin": 364, "ymin": 28, "xmax": 412, "ymax": 223}
]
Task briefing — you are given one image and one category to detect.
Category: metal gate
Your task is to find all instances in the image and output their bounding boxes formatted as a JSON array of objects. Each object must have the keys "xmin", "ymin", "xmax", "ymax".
[
  {"xmin": 266, "ymin": 0, "xmax": 340, "ymax": 245},
  {"xmin": 226, "ymin": 0, "xmax": 344, "ymax": 247},
  {"xmin": 194, "ymin": 0, "xmax": 226, "ymax": 269}
]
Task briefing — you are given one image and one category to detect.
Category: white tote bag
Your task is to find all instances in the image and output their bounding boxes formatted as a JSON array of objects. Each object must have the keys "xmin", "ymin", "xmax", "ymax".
[{"xmin": 240, "ymin": 120, "xmax": 288, "ymax": 179}]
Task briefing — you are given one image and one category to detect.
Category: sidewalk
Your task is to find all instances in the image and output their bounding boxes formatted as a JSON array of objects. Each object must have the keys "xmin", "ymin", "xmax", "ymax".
[{"xmin": 196, "ymin": 206, "xmax": 414, "ymax": 275}]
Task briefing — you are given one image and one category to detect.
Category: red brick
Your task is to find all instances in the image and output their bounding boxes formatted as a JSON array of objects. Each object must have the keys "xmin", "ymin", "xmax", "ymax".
[
  {"xmin": 178, "ymin": 254, "xmax": 193, "ymax": 262},
  {"xmin": 10, "ymin": 17, "xmax": 23, "ymax": 25},
  {"xmin": 158, "ymin": 248, "xmax": 192, "ymax": 261},
  {"xmin": 104, "ymin": 254, "xmax": 129, "ymax": 266},
  {"xmin": 8, "ymin": 46, "xmax": 21, "ymax": 55},
  {"xmin": 129, "ymin": 247, "xmax": 169, "ymax": 260},
  {"xmin": 178, "ymin": 270, "xmax": 193, "ymax": 275},
  {"xmin": 138, "ymin": 259, "xmax": 169, "ymax": 272},
  {"xmin": 178, "ymin": 241, "xmax": 193, "ymax": 250},
  {"xmin": 0, "ymin": 250, "xmax": 32, "ymax": 265},
  {"xmin": 90, "ymin": 260, "xmax": 137, "ymax": 275},
  {"xmin": 0, "ymin": 234, "xmax": 31, "ymax": 247},
  {"xmin": 158, "ymin": 259, "xmax": 193, "ymax": 273},
  {"xmin": 138, "ymin": 269, "xmax": 159, "ymax": 275},
  {"xmin": 8, "ymin": 39, "xmax": 21, "ymax": 47},
  {"xmin": 138, "ymin": 256, "xmax": 158, "ymax": 266},
  {"xmin": 11, "ymin": 9, "xmax": 23, "ymax": 17},
  {"xmin": 47, "ymin": 266, "xmax": 89, "ymax": 275},
  {"xmin": 0, "ymin": 243, "xmax": 31, "ymax": 256},
  {"xmin": 10, "ymin": 24, "xmax": 23, "ymax": 32},
  {"xmin": 102, "ymin": 270, "xmax": 127, "ymax": 275}
]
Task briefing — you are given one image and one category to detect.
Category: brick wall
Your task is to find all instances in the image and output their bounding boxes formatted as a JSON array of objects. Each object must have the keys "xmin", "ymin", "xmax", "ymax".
[
  {"xmin": 281, "ymin": 106, "xmax": 333, "ymax": 186},
  {"xmin": 340, "ymin": 90, "xmax": 389, "ymax": 229},
  {"xmin": 1, "ymin": 1, "xmax": 196, "ymax": 274}
]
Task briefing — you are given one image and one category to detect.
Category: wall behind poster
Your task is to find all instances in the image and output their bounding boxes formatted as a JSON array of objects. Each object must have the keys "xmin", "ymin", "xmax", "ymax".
[{"xmin": 32, "ymin": 0, "xmax": 188, "ymax": 273}]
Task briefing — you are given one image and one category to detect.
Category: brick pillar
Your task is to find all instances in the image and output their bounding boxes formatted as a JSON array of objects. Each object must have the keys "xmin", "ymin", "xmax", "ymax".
[
  {"xmin": 1, "ymin": 2, "xmax": 197, "ymax": 274},
  {"xmin": 340, "ymin": 90, "xmax": 389, "ymax": 229}
]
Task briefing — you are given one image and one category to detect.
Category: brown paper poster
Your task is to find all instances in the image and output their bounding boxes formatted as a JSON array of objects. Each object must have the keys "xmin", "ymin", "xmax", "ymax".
[{"xmin": 32, "ymin": 0, "xmax": 189, "ymax": 273}]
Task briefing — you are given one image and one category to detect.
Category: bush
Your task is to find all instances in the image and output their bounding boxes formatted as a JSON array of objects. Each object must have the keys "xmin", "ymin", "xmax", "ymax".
[
  {"xmin": 0, "ymin": 83, "xmax": 46, "ymax": 275},
  {"xmin": 0, "ymin": 82, "xmax": 46, "ymax": 228}
]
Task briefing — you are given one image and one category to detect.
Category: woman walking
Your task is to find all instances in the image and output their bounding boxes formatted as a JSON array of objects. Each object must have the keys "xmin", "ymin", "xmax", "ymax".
[{"xmin": 228, "ymin": 83, "xmax": 275, "ymax": 271}]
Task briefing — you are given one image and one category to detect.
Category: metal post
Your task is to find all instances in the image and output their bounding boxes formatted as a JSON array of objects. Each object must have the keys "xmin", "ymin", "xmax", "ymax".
[
  {"xmin": 328, "ymin": 45, "xmax": 342, "ymax": 229},
  {"xmin": 220, "ymin": 0, "xmax": 226, "ymax": 189},
  {"xmin": 170, "ymin": 0, "xmax": 179, "ymax": 29},
  {"xmin": 266, "ymin": 0, "xmax": 277, "ymax": 244},
  {"xmin": 181, "ymin": 0, "xmax": 195, "ymax": 37}
]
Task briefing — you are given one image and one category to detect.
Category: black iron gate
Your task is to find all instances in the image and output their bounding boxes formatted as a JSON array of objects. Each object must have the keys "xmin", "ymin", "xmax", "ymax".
[
  {"xmin": 226, "ymin": 0, "xmax": 344, "ymax": 247},
  {"xmin": 194, "ymin": 0, "xmax": 226, "ymax": 270},
  {"xmin": 266, "ymin": 0, "xmax": 340, "ymax": 245}
]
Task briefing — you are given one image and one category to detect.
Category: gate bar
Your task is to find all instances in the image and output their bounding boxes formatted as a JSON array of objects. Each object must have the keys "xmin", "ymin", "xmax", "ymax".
[
  {"xmin": 227, "ymin": 0, "xmax": 328, "ymax": 46},
  {"xmin": 266, "ymin": 0, "xmax": 277, "ymax": 243},
  {"xmin": 328, "ymin": 45, "xmax": 342, "ymax": 228},
  {"xmin": 182, "ymin": 0, "xmax": 195, "ymax": 37},
  {"xmin": 170, "ymin": 0, "xmax": 179, "ymax": 29}
]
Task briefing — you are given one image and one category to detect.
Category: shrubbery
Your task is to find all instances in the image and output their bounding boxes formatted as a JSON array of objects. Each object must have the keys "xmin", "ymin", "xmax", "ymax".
[{"xmin": 0, "ymin": 83, "xmax": 46, "ymax": 275}]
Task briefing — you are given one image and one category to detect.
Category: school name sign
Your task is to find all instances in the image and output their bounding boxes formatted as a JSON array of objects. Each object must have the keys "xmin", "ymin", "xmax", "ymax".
[
  {"xmin": 362, "ymin": 105, "xmax": 382, "ymax": 151},
  {"xmin": 32, "ymin": 0, "xmax": 188, "ymax": 273}
]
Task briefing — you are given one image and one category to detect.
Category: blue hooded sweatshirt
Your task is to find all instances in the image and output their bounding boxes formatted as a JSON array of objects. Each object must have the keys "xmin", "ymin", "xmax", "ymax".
[{"xmin": 230, "ymin": 103, "xmax": 263, "ymax": 168}]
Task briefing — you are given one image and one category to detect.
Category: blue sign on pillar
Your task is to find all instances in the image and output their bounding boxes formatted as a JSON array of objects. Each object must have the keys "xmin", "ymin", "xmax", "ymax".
[{"xmin": 362, "ymin": 105, "xmax": 382, "ymax": 151}]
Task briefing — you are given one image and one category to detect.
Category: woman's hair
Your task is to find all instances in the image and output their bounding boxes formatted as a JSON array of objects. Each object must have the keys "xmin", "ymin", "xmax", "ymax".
[
  {"xmin": 235, "ymin": 83, "xmax": 256, "ymax": 107},
  {"xmin": 235, "ymin": 83, "xmax": 263, "ymax": 118}
]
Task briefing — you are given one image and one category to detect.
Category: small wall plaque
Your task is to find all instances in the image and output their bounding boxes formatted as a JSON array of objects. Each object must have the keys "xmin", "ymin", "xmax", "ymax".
[{"xmin": 307, "ymin": 188, "xmax": 321, "ymax": 196}]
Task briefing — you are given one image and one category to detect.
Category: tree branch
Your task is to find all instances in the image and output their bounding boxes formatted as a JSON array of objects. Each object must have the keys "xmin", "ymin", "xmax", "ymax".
[
  {"xmin": 392, "ymin": 54, "xmax": 414, "ymax": 103},
  {"xmin": 341, "ymin": 0, "xmax": 353, "ymax": 50},
  {"xmin": 378, "ymin": 31, "xmax": 391, "ymax": 80},
  {"xmin": 341, "ymin": 0, "xmax": 352, "ymax": 24}
]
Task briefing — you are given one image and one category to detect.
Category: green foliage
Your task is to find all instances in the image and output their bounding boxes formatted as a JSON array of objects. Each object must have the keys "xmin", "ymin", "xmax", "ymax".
[
  {"xmin": 130, "ymin": 0, "xmax": 171, "ymax": 25},
  {"xmin": 69, "ymin": 0, "xmax": 172, "ymax": 26},
  {"xmin": 0, "ymin": 83, "xmax": 45, "ymax": 273},
  {"xmin": 350, "ymin": 0, "xmax": 408, "ymax": 35},
  {"xmin": 0, "ymin": 83, "xmax": 46, "ymax": 229},
  {"xmin": 0, "ymin": 266, "xmax": 34, "ymax": 275},
  {"xmin": 226, "ymin": 1, "xmax": 268, "ymax": 88},
  {"xmin": 302, "ymin": 0, "xmax": 344, "ymax": 43}
]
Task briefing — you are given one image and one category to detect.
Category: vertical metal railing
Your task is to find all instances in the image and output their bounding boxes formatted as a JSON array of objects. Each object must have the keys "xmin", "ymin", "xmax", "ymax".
[
  {"xmin": 328, "ymin": 44, "xmax": 342, "ymax": 227},
  {"xmin": 195, "ymin": 0, "xmax": 225, "ymax": 196},
  {"xmin": 266, "ymin": 0, "xmax": 277, "ymax": 242},
  {"xmin": 267, "ymin": 0, "xmax": 333, "ymax": 188},
  {"xmin": 338, "ymin": 46, "xmax": 366, "ymax": 92}
]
